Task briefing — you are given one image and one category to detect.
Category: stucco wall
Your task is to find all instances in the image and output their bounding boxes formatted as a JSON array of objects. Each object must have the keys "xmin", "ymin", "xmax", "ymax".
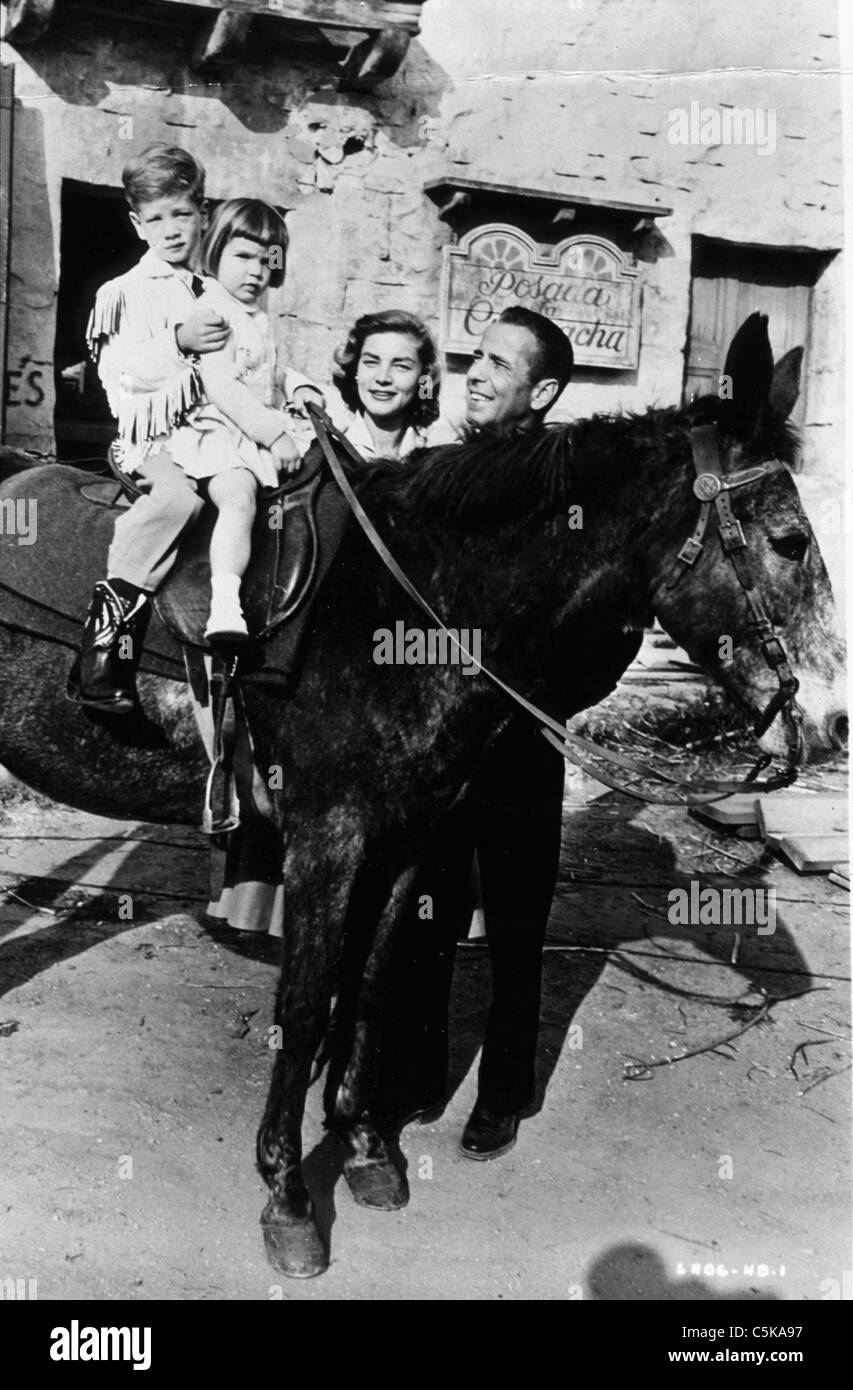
[
  {"xmin": 418, "ymin": 0, "xmax": 844, "ymax": 597},
  {"xmin": 2, "ymin": 0, "xmax": 844, "ymax": 596}
]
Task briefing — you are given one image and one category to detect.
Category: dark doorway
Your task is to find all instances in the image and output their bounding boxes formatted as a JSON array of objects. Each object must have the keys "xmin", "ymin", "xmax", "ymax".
[{"xmin": 53, "ymin": 178, "xmax": 141, "ymax": 463}]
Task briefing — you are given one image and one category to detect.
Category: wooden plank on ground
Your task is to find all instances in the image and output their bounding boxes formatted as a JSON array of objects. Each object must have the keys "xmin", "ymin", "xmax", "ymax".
[
  {"xmin": 689, "ymin": 795, "xmax": 761, "ymax": 836},
  {"xmin": 828, "ymin": 869, "xmax": 850, "ymax": 892},
  {"xmin": 765, "ymin": 834, "xmax": 850, "ymax": 875},
  {"xmin": 692, "ymin": 790, "xmax": 850, "ymax": 844},
  {"xmin": 755, "ymin": 793, "xmax": 847, "ymax": 841}
]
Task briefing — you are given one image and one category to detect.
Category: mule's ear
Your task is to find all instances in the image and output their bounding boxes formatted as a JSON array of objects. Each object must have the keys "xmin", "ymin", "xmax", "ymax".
[
  {"xmin": 767, "ymin": 345, "xmax": 803, "ymax": 422},
  {"xmin": 722, "ymin": 312, "xmax": 774, "ymax": 434}
]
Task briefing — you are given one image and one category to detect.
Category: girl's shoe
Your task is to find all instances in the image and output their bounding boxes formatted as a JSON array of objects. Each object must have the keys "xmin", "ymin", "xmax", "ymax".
[{"xmin": 204, "ymin": 598, "xmax": 249, "ymax": 644}]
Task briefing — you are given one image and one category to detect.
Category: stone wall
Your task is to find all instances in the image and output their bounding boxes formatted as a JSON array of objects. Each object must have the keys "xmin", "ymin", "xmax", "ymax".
[
  {"xmin": 2, "ymin": 0, "xmax": 844, "ymax": 596},
  {"xmin": 1, "ymin": 9, "xmax": 450, "ymax": 455}
]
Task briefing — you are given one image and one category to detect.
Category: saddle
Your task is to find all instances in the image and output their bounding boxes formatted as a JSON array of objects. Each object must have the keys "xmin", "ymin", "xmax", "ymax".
[
  {"xmin": 66, "ymin": 441, "xmax": 352, "ymax": 686},
  {"xmin": 92, "ymin": 441, "xmax": 343, "ymax": 663},
  {"xmin": 0, "ymin": 443, "xmax": 353, "ymax": 832}
]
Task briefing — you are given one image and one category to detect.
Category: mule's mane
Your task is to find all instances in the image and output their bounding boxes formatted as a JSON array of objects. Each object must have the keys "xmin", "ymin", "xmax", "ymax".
[{"xmin": 355, "ymin": 398, "xmax": 799, "ymax": 526}]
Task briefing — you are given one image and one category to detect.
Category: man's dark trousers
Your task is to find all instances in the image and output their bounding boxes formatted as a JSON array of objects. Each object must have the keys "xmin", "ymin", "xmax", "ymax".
[{"xmin": 376, "ymin": 713, "xmax": 565, "ymax": 1116}]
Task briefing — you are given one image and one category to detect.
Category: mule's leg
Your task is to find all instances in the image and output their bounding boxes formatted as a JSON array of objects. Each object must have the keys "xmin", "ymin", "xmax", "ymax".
[
  {"xmin": 329, "ymin": 862, "xmax": 420, "ymax": 1212},
  {"xmin": 256, "ymin": 838, "xmax": 358, "ymax": 1279},
  {"xmin": 257, "ymin": 977, "xmax": 331, "ymax": 1277}
]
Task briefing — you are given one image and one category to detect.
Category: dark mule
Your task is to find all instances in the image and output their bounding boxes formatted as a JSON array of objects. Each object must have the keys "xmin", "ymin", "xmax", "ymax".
[{"xmin": 0, "ymin": 315, "xmax": 844, "ymax": 1276}]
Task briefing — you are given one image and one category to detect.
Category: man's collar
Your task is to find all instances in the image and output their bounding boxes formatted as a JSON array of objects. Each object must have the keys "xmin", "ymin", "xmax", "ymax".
[{"xmin": 462, "ymin": 415, "xmax": 550, "ymax": 441}]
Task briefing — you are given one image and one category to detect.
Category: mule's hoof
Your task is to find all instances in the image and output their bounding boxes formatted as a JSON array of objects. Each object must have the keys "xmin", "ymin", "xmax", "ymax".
[
  {"xmin": 343, "ymin": 1155, "xmax": 409, "ymax": 1211},
  {"xmin": 261, "ymin": 1205, "xmax": 328, "ymax": 1279}
]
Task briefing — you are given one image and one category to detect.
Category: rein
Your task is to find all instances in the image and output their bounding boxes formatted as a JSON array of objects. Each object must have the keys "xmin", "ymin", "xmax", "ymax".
[{"xmin": 308, "ymin": 405, "xmax": 803, "ymax": 805}]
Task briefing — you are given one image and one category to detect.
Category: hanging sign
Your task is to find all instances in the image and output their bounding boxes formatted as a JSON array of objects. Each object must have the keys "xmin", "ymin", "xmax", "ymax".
[{"xmin": 441, "ymin": 224, "xmax": 641, "ymax": 369}]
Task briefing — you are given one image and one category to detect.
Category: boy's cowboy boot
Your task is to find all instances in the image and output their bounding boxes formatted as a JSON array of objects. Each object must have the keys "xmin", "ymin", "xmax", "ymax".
[{"xmin": 68, "ymin": 581, "xmax": 150, "ymax": 715}]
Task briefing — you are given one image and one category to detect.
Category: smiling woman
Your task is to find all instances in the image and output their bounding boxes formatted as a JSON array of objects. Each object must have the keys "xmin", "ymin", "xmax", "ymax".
[{"xmin": 332, "ymin": 308, "xmax": 443, "ymax": 459}]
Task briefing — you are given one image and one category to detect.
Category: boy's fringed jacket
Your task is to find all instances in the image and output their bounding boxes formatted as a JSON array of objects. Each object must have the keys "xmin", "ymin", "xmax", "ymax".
[{"xmin": 86, "ymin": 249, "xmax": 202, "ymax": 473}]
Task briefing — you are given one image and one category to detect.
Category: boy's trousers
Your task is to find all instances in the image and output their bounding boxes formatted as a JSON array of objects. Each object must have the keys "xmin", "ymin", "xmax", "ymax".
[{"xmin": 107, "ymin": 449, "xmax": 204, "ymax": 592}]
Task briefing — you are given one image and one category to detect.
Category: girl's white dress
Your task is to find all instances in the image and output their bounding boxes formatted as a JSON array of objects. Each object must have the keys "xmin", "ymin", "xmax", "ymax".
[{"xmin": 169, "ymin": 279, "xmax": 315, "ymax": 479}]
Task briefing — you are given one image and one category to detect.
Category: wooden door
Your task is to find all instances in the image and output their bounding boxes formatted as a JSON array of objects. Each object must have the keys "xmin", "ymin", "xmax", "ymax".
[{"xmin": 684, "ymin": 238, "xmax": 829, "ymax": 429}]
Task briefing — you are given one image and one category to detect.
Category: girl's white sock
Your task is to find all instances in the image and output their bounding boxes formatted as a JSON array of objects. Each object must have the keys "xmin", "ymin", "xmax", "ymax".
[{"xmin": 210, "ymin": 573, "xmax": 242, "ymax": 604}]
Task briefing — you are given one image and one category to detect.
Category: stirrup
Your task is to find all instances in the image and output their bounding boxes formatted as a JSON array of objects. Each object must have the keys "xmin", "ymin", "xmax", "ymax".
[
  {"xmin": 201, "ymin": 654, "xmax": 241, "ymax": 836},
  {"xmin": 202, "ymin": 758, "xmax": 241, "ymax": 836}
]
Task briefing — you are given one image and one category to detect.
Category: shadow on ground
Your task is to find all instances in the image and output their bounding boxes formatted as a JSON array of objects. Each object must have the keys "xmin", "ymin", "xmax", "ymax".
[{"xmin": 586, "ymin": 1242, "xmax": 780, "ymax": 1300}]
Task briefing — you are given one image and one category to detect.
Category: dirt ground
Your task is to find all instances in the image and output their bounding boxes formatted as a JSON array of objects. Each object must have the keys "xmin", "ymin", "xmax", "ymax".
[{"xmin": 0, "ymin": 759, "xmax": 849, "ymax": 1302}]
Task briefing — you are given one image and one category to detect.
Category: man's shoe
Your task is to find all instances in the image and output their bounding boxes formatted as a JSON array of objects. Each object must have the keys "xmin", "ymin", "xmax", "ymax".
[
  {"xmin": 459, "ymin": 1102, "xmax": 520, "ymax": 1161},
  {"xmin": 68, "ymin": 581, "xmax": 149, "ymax": 715}
]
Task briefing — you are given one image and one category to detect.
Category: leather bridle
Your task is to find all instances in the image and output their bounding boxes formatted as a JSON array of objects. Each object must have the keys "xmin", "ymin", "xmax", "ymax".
[
  {"xmin": 662, "ymin": 422, "xmax": 804, "ymax": 764},
  {"xmin": 308, "ymin": 406, "xmax": 805, "ymax": 805}
]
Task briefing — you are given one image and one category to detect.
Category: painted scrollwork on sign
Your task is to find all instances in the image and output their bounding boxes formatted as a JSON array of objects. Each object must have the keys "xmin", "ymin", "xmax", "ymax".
[{"xmin": 441, "ymin": 224, "xmax": 642, "ymax": 369}]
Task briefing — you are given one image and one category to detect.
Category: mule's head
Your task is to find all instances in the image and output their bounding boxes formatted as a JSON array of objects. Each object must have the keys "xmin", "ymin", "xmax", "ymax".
[{"xmin": 653, "ymin": 313, "xmax": 846, "ymax": 762}]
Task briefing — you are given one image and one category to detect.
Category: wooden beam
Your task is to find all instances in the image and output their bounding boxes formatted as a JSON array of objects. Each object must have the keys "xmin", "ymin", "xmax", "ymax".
[
  {"xmin": 71, "ymin": 1, "xmax": 190, "ymax": 33},
  {"xmin": 0, "ymin": 65, "xmax": 12, "ymax": 443},
  {"xmin": 2, "ymin": 0, "xmax": 58, "ymax": 44},
  {"xmin": 338, "ymin": 26, "xmax": 410, "ymax": 91},
  {"xmin": 189, "ymin": 9, "xmax": 253, "ymax": 72},
  {"xmin": 424, "ymin": 177, "xmax": 673, "ymax": 220},
  {"xmin": 153, "ymin": 0, "xmax": 423, "ymax": 33}
]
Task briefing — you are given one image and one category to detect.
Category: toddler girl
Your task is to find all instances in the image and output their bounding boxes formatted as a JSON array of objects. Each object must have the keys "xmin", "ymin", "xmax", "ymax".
[{"xmin": 170, "ymin": 197, "xmax": 321, "ymax": 641}]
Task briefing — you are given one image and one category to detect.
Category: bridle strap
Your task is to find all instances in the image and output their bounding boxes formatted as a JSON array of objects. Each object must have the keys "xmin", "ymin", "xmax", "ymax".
[
  {"xmin": 666, "ymin": 425, "xmax": 802, "ymax": 754},
  {"xmin": 667, "ymin": 427, "xmax": 789, "ymax": 587},
  {"xmin": 307, "ymin": 405, "xmax": 802, "ymax": 805}
]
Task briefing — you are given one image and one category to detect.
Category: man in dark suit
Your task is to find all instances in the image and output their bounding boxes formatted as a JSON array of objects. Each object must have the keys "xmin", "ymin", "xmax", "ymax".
[{"xmin": 376, "ymin": 305, "xmax": 575, "ymax": 1160}]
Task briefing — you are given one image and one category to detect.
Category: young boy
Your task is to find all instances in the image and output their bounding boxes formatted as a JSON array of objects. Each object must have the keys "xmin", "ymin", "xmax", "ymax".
[{"xmin": 68, "ymin": 143, "xmax": 318, "ymax": 715}]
